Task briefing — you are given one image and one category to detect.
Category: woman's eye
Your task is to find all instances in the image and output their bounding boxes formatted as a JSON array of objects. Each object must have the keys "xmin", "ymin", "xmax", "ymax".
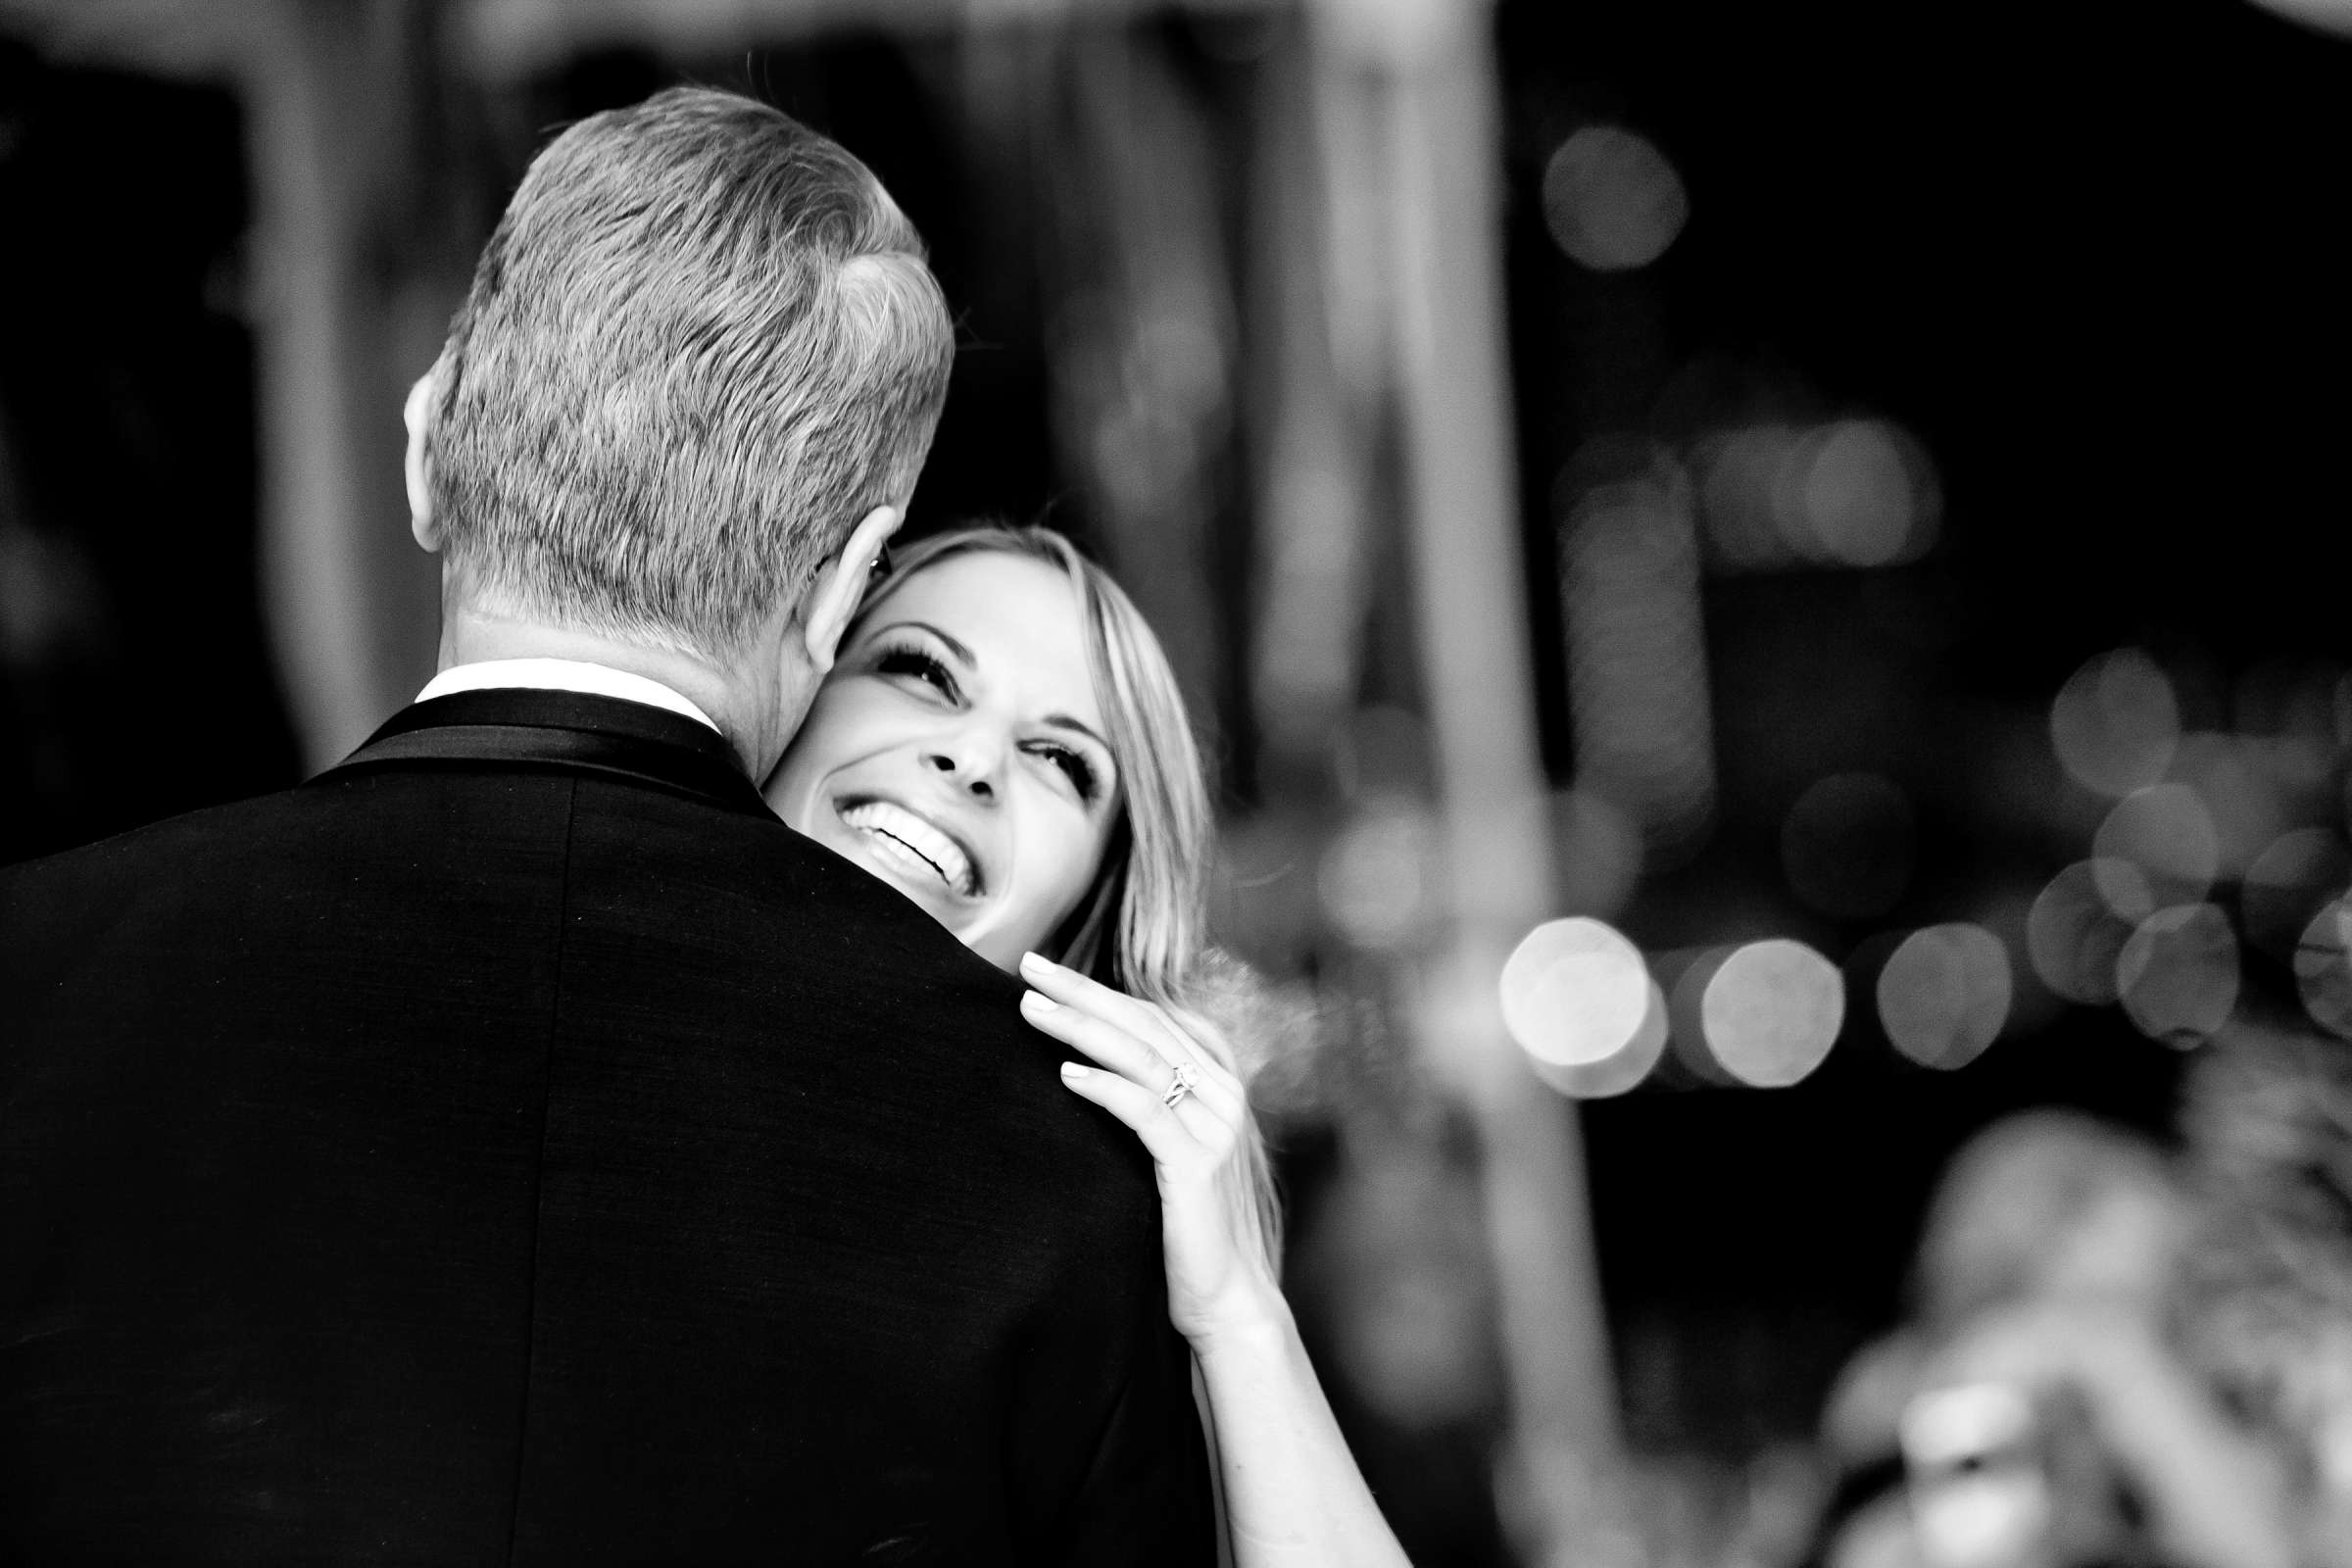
[
  {"xmin": 875, "ymin": 646, "xmax": 956, "ymax": 698},
  {"xmin": 1033, "ymin": 744, "xmax": 1098, "ymax": 802}
]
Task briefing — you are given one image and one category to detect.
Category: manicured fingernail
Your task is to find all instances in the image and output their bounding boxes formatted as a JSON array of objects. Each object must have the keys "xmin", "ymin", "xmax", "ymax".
[
  {"xmin": 1060, "ymin": 1061, "xmax": 1089, "ymax": 1079},
  {"xmin": 1021, "ymin": 990, "xmax": 1057, "ymax": 1014},
  {"xmin": 1020, "ymin": 951, "xmax": 1055, "ymax": 977}
]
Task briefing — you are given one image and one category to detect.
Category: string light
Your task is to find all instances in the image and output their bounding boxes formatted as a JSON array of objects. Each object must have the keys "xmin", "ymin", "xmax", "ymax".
[
  {"xmin": 1541, "ymin": 125, "xmax": 1688, "ymax": 272},
  {"xmin": 2294, "ymin": 899, "xmax": 2352, "ymax": 1040},
  {"xmin": 2169, "ymin": 732, "xmax": 2283, "ymax": 879},
  {"xmin": 2050, "ymin": 649, "xmax": 2180, "ymax": 798},
  {"xmin": 2243, "ymin": 828, "xmax": 2350, "ymax": 960},
  {"xmin": 2027, "ymin": 859, "xmax": 2147, "ymax": 1005},
  {"xmin": 1532, "ymin": 980, "xmax": 1668, "ymax": 1099},
  {"xmin": 1664, "ymin": 947, "xmax": 1740, "ymax": 1085},
  {"xmin": 1698, "ymin": 939, "xmax": 1844, "ymax": 1087},
  {"xmin": 1319, "ymin": 796, "xmax": 1438, "ymax": 950},
  {"xmin": 1785, "ymin": 419, "xmax": 1939, "ymax": 567},
  {"xmin": 1498, "ymin": 917, "xmax": 1653, "ymax": 1068},
  {"xmin": 1558, "ymin": 447, "xmax": 1716, "ymax": 855},
  {"xmin": 2116, "ymin": 904, "xmax": 2238, "ymax": 1049},
  {"xmin": 1694, "ymin": 418, "xmax": 1940, "ymax": 571},
  {"xmin": 2092, "ymin": 784, "xmax": 2220, "ymax": 908},
  {"xmin": 1878, "ymin": 923, "xmax": 2013, "ymax": 1069}
]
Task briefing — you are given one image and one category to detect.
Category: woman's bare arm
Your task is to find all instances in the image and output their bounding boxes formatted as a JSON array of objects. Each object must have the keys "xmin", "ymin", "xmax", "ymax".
[
  {"xmin": 1018, "ymin": 951, "xmax": 1412, "ymax": 1568},
  {"xmin": 1185, "ymin": 1287, "xmax": 1413, "ymax": 1568}
]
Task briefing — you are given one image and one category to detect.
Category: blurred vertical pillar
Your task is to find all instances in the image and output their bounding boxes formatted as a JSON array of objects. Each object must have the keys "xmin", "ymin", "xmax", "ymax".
[
  {"xmin": 1314, "ymin": 0, "xmax": 1625, "ymax": 1557},
  {"xmin": 1245, "ymin": 26, "xmax": 1371, "ymax": 772},
  {"xmin": 243, "ymin": 0, "xmax": 448, "ymax": 770},
  {"xmin": 1031, "ymin": 22, "xmax": 1237, "ymax": 744}
]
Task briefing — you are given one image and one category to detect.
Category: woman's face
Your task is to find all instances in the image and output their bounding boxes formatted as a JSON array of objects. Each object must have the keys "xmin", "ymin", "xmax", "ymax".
[{"xmin": 764, "ymin": 551, "xmax": 1121, "ymax": 972}]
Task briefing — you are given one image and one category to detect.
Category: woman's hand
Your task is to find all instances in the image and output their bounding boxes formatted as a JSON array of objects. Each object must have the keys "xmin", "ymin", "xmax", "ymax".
[
  {"xmin": 1017, "ymin": 950, "xmax": 1283, "ymax": 1344},
  {"xmin": 1021, "ymin": 957, "xmax": 1415, "ymax": 1568}
]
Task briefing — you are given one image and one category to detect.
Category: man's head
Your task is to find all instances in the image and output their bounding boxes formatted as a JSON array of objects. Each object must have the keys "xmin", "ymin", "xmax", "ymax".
[{"xmin": 406, "ymin": 86, "xmax": 953, "ymax": 767}]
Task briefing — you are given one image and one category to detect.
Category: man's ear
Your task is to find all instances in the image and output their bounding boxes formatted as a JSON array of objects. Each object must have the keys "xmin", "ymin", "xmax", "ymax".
[
  {"xmin": 801, "ymin": 505, "xmax": 903, "ymax": 676},
  {"xmin": 404, "ymin": 367, "xmax": 443, "ymax": 552}
]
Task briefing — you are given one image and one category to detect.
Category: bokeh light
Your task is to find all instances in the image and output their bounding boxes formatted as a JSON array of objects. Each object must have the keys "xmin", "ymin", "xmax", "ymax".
[
  {"xmin": 1662, "ymin": 947, "xmax": 1739, "ymax": 1084},
  {"xmin": 1877, "ymin": 923, "xmax": 2013, "ymax": 1070},
  {"xmin": 2091, "ymin": 783, "xmax": 2220, "ymax": 908},
  {"xmin": 2026, "ymin": 858, "xmax": 2148, "ymax": 1004},
  {"xmin": 1333, "ymin": 704, "xmax": 1434, "ymax": 799},
  {"xmin": 1318, "ymin": 795, "xmax": 1438, "ymax": 950},
  {"xmin": 1781, "ymin": 771, "xmax": 1916, "ymax": 920},
  {"xmin": 1557, "ymin": 448, "xmax": 1716, "ymax": 856},
  {"xmin": 2293, "ymin": 898, "xmax": 2352, "ymax": 1040},
  {"xmin": 1532, "ymin": 979, "xmax": 1669, "ymax": 1099},
  {"xmin": 2050, "ymin": 649, "xmax": 2180, "ymax": 798},
  {"xmin": 1499, "ymin": 916, "xmax": 1654, "ymax": 1068},
  {"xmin": 2116, "ymin": 903, "xmax": 2238, "ymax": 1049},
  {"xmin": 1698, "ymin": 939, "xmax": 1844, "ymax": 1087},
  {"xmin": 2169, "ymin": 733, "xmax": 2283, "ymax": 878},
  {"xmin": 2242, "ymin": 827, "xmax": 2350, "ymax": 960},
  {"xmin": 1693, "ymin": 423, "xmax": 1799, "ymax": 570},
  {"xmin": 1786, "ymin": 418, "xmax": 1939, "ymax": 567},
  {"xmin": 1541, "ymin": 125, "xmax": 1689, "ymax": 272},
  {"xmin": 1693, "ymin": 418, "xmax": 1939, "ymax": 571}
]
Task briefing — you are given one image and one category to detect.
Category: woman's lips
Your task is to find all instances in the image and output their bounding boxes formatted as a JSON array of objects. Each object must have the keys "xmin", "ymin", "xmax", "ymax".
[{"xmin": 836, "ymin": 798, "xmax": 980, "ymax": 897}]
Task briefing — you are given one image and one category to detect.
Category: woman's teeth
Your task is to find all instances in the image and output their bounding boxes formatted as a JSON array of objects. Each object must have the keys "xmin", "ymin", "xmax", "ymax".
[{"xmin": 840, "ymin": 801, "xmax": 977, "ymax": 896}]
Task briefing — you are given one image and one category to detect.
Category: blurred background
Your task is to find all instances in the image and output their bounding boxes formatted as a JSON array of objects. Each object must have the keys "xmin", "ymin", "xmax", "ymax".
[{"xmin": 6, "ymin": 1, "xmax": 2352, "ymax": 1564}]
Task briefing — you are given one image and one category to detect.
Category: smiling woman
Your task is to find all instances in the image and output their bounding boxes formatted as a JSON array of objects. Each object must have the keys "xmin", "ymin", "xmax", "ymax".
[
  {"xmin": 762, "ymin": 523, "xmax": 1412, "ymax": 1568},
  {"xmin": 765, "ymin": 542, "xmax": 1121, "ymax": 971}
]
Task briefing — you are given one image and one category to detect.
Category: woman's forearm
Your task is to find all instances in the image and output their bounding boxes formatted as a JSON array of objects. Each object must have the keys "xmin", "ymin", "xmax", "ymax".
[
  {"xmin": 1014, "ymin": 957, "xmax": 1404, "ymax": 1562},
  {"xmin": 1189, "ymin": 1290, "xmax": 1413, "ymax": 1568}
]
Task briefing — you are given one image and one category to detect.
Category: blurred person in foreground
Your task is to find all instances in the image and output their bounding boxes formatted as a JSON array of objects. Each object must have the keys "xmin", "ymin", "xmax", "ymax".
[
  {"xmin": 762, "ymin": 524, "xmax": 1413, "ymax": 1567},
  {"xmin": 0, "ymin": 89, "xmax": 1217, "ymax": 1561},
  {"xmin": 1814, "ymin": 1110, "xmax": 2301, "ymax": 1568},
  {"xmin": 2174, "ymin": 1024, "xmax": 2352, "ymax": 1568}
]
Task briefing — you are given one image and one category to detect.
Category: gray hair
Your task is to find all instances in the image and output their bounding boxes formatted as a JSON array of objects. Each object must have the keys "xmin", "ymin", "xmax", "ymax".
[{"xmin": 424, "ymin": 86, "xmax": 954, "ymax": 657}]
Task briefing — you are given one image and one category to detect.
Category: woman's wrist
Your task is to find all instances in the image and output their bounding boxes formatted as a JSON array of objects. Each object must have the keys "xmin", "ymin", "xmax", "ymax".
[{"xmin": 1184, "ymin": 1274, "xmax": 1298, "ymax": 1357}]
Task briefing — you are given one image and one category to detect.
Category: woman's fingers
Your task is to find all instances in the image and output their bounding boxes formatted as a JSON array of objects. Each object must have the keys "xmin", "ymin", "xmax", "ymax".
[
  {"xmin": 1019, "ymin": 990, "xmax": 1231, "ymax": 1137},
  {"xmin": 1024, "ymin": 960, "xmax": 1264, "ymax": 1342},
  {"xmin": 1018, "ymin": 950, "xmax": 1163, "ymax": 1039},
  {"xmin": 1019, "ymin": 988, "xmax": 1154, "ymax": 1081},
  {"xmin": 1054, "ymin": 1060, "xmax": 1224, "ymax": 1171},
  {"xmin": 1016, "ymin": 954, "xmax": 1244, "ymax": 1117}
]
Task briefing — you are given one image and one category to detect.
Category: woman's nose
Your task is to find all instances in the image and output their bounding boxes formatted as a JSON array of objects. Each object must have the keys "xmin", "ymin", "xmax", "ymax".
[{"xmin": 923, "ymin": 748, "xmax": 996, "ymax": 801}]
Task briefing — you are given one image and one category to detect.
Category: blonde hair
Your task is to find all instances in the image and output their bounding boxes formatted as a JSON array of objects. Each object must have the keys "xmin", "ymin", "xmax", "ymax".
[{"xmin": 857, "ymin": 525, "xmax": 1282, "ymax": 1270}]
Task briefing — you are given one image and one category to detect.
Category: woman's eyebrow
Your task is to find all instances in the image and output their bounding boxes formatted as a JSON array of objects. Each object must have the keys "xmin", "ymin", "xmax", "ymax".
[
  {"xmin": 1045, "ymin": 715, "xmax": 1112, "ymax": 757},
  {"xmin": 866, "ymin": 618, "xmax": 972, "ymax": 665}
]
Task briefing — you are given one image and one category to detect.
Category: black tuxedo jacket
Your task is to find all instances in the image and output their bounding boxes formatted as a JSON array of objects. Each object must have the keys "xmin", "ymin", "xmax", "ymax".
[{"xmin": 0, "ymin": 688, "xmax": 1212, "ymax": 1564}]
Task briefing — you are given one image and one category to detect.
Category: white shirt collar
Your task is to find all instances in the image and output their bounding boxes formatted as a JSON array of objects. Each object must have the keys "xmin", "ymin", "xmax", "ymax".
[{"xmin": 416, "ymin": 658, "xmax": 721, "ymax": 734}]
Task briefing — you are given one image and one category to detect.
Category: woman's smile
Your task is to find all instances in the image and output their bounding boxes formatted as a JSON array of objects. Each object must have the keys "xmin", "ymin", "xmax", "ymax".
[
  {"xmin": 763, "ymin": 550, "xmax": 1120, "ymax": 971},
  {"xmin": 835, "ymin": 795, "xmax": 983, "ymax": 898}
]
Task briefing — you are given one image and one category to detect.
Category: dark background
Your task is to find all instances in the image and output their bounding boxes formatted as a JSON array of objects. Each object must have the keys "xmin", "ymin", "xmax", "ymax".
[{"xmin": 1495, "ymin": 0, "xmax": 2352, "ymax": 1451}]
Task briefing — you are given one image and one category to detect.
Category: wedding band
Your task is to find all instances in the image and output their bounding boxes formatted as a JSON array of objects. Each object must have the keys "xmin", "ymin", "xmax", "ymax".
[{"xmin": 1161, "ymin": 1060, "xmax": 1199, "ymax": 1110}]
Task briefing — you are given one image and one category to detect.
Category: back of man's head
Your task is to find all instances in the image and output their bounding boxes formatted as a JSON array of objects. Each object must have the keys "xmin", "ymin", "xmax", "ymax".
[{"xmin": 422, "ymin": 86, "xmax": 953, "ymax": 659}]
